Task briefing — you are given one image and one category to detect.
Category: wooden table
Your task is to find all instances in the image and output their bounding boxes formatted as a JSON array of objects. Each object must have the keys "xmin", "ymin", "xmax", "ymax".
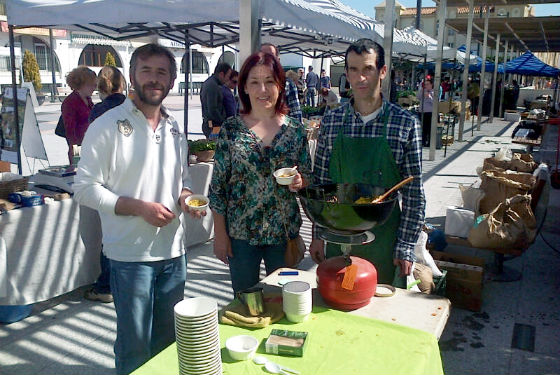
[{"xmin": 259, "ymin": 268, "xmax": 451, "ymax": 340}]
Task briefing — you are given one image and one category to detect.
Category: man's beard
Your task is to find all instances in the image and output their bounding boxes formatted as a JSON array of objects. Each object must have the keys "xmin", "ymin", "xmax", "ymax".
[{"xmin": 133, "ymin": 81, "xmax": 170, "ymax": 106}]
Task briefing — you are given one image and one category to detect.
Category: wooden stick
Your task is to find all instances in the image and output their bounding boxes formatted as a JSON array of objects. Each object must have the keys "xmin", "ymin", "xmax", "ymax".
[{"xmin": 372, "ymin": 176, "xmax": 414, "ymax": 203}]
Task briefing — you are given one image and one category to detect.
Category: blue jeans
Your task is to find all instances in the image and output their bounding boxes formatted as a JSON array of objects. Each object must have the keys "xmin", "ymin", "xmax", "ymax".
[
  {"xmin": 93, "ymin": 249, "xmax": 111, "ymax": 294},
  {"xmin": 110, "ymin": 256, "xmax": 186, "ymax": 375},
  {"xmin": 306, "ymin": 88, "xmax": 317, "ymax": 107},
  {"xmin": 228, "ymin": 239, "xmax": 286, "ymax": 293}
]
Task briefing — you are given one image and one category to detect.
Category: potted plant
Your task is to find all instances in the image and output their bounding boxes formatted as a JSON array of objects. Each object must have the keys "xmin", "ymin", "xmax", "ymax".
[
  {"xmin": 22, "ymin": 50, "xmax": 45, "ymax": 105},
  {"xmin": 188, "ymin": 139, "xmax": 216, "ymax": 162}
]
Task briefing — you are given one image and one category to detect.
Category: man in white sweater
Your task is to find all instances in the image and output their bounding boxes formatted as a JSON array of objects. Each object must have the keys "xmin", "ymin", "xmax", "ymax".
[{"xmin": 74, "ymin": 44, "xmax": 203, "ymax": 375}]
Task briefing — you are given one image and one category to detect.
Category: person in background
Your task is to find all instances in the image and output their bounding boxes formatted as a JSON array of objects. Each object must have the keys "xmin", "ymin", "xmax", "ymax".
[
  {"xmin": 200, "ymin": 62, "xmax": 232, "ymax": 139},
  {"xmin": 260, "ymin": 43, "xmax": 302, "ymax": 123},
  {"xmin": 305, "ymin": 66, "xmax": 319, "ymax": 107},
  {"xmin": 74, "ymin": 44, "xmax": 204, "ymax": 375},
  {"xmin": 338, "ymin": 71, "xmax": 351, "ymax": 103},
  {"xmin": 61, "ymin": 66, "xmax": 97, "ymax": 165},
  {"xmin": 309, "ymin": 38, "xmax": 425, "ymax": 286},
  {"xmin": 222, "ymin": 70, "xmax": 239, "ymax": 118},
  {"xmin": 418, "ymin": 77, "xmax": 434, "ymax": 147},
  {"xmin": 209, "ymin": 52, "xmax": 312, "ymax": 293},
  {"xmin": 512, "ymin": 80, "xmax": 520, "ymax": 109},
  {"xmin": 467, "ymin": 76, "xmax": 480, "ymax": 117},
  {"xmin": 441, "ymin": 76, "xmax": 451, "ymax": 101},
  {"xmin": 285, "ymin": 69, "xmax": 303, "ymax": 122},
  {"xmin": 297, "ymin": 68, "xmax": 306, "ymax": 104},
  {"xmin": 320, "ymin": 69, "xmax": 331, "ymax": 89},
  {"xmin": 320, "ymin": 87, "xmax": 339, "ymax": 108},
  {"xmin": 82, "ymin": 66, "xmax": 127, "ymax": 304},
  {"xmin": 89, "ymin": 66, "xmax": 127, "ymax": 123}
]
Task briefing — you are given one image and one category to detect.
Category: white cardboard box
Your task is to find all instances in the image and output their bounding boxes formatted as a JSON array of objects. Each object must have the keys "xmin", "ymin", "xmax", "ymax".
[
  {"xmin": 504, "ymin": 112, "xmax": 521, "ymax": 122},
  {"xmin": 444, "ymin": 206, "xmax": 475, "ymax": 238}
]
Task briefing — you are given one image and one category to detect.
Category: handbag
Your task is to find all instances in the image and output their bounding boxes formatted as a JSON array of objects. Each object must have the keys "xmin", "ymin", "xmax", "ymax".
[
  {"xmin": 275, "ymin": 184, "xmax": 306, "ymax": 268},
  {"xmin": 55, "ymin": 115, "xmax": 66, "ymax": 138},
  {"xmin": 285, "ymin": 235, "xmax": 306, "ymax": 268}
]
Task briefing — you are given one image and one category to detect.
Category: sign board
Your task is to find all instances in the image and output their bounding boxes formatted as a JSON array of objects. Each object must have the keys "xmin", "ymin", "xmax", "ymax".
[{"xmin": 0, "ymin": 87, "xmax": 48, "ymax": 164}]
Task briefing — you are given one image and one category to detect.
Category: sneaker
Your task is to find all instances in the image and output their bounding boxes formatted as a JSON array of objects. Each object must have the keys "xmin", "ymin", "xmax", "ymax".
[{"xmin": 84, "ymin": 288, "xmax": 114, "ymax": 303}]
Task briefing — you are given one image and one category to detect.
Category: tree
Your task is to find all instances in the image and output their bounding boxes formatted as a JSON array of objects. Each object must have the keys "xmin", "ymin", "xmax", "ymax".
[
  {"xmin": 22, "ymin": 50, "xmax": 42, "ymax": 93},
  {"xmin": 104, "ymin": 52, "xmax": 117, "ymax": 67}
]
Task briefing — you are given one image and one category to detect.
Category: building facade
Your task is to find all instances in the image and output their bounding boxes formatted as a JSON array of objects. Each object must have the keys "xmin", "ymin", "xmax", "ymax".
[{"xmin": 374, "ymin": 1, "xmax": 535, "ymax": 56}]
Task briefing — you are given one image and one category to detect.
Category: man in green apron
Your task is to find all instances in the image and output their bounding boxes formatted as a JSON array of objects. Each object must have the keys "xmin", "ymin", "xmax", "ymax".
[{"xmin": 309, "ymin": 39, "xmax": 425, "ymax": 286}]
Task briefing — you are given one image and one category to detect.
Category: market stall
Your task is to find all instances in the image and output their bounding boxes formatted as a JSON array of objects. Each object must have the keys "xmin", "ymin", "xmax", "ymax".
[{"xmin": 0, "ymin": 162, "xmax": 215, "ymax": 307}]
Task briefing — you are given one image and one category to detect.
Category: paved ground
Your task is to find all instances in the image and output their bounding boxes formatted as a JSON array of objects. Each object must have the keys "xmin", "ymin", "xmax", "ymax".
[{"xmin": 1, "ymin": 96, "xmax": 559, "ymax": 374}]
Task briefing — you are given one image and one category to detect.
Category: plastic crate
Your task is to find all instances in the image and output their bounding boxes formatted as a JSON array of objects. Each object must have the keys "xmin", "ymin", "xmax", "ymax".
[
  {"xmin": 433, "ymin": 270, "xmax": 447, "ymax": 297},
  {"xmin": 8, "ymin": 193, "xmax": 44, "ymax": 207}
]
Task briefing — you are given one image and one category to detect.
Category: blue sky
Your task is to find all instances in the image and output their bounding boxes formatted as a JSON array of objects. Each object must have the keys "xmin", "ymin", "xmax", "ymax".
[{"xmin": 341, "ymin": 0, "xmax": 560, "ymax": 17}]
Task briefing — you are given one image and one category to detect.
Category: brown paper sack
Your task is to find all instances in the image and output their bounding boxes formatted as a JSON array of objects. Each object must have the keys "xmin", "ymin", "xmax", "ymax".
[
  {"xmin": 479, "ymin": 170, "xmax": 536, "ymax": 214},
  {"xmin": 482, "ymin": 157, "xmax": 509, "ymax": 172},
  {"xmin": 468, "ymin": 194, "xmax": 535, "ymax": 250},
  {"xmin": 509, "ymin": 153, "xmax": 538, "ymax": 173}
]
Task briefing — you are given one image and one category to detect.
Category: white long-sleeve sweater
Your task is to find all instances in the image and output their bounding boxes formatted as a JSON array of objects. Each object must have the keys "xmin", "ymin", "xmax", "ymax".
[{"xmin": 74, "ymin": 99, "xmax": 193, "ymax": 262}]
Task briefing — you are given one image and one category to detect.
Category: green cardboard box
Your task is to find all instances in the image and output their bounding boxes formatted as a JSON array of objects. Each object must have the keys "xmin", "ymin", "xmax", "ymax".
[{"xmin": 265, "ymin": 329, "xmax": 308, "ymax": 357}]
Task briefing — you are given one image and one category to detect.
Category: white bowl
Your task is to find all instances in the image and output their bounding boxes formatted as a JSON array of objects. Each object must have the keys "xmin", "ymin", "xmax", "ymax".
[
  {"xmin": 273, "ymin": 168, "xmax": 297, "ymax": 185},
  {"xmin": 185, "ymin": 194, "xmax": 209, "ymax": 211},
  {"xmin": 225, "ymin": 335, "xmax": 259, "ymax": 361},
  {"xmin": 174, "ymin": 297, "xmax": 217, "ymax": 318}
]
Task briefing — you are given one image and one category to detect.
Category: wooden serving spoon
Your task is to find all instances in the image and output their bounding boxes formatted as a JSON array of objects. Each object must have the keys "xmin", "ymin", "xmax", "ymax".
[{"xmin": 371, "ymin": 176, "xmax": 414, "ymax": 203}]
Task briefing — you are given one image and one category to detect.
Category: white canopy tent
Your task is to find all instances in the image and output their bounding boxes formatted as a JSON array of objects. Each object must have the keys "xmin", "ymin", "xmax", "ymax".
[
  {"xmin": 401, "ymin": 26, "xmax": 479, "ymax": 64},
  {"xmin": 5, "ymin": 0, "xmax": 428, "ymax": 171},
  {"xmin": 6, "ymin": 0, "xmax": 428, "ymax": 57}
]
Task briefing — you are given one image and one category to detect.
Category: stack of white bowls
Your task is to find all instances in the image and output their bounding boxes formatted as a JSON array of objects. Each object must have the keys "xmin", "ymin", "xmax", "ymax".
[
  {"xmin": 282, "ymin": 281, "xmax": 312, "ymax": 323},
  {"xmin": 174, "ymin": 297, "xmax": 222, "ymax": 375}
]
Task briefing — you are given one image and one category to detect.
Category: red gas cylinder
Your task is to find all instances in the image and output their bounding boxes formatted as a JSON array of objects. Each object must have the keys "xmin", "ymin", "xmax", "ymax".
[{"xmin": 317, "ymin": 256, "xmax": 378, "ymax": 311}]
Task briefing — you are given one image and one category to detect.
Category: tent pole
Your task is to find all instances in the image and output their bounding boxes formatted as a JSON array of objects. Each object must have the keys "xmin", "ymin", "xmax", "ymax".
[
  {"xmin": 239, "ymin": 0, "xmax": 260, "ymax": 64},
  {"xmin": 189, "ymin": 40, "xmax": 193, "ymax": 99},
  {"xmin": 429, "ymin": 0, "xmax": 446, "ymax": 161},
  {"xmin": 508, "ymin": 44, "xmax": 514, "ymax": 85},
  {"xmin": 382, "ymin": 0, "xmax": 395, "ymax": 98},
  {"xmin": 458, "ymin": 0, "xmax": 474, "ymax": 142},
  {"xmin": 489, "ymin": 33, "xmax": 500, "ymax": 123},
  {"xmin": 499, "ymin": 39, "xmax": 508, "ymax": 118},
  {"xmin": 477, "ymin": 4, "xmax": 489, "ymax": 131},
  {"xmin": 48, "ymin": 28, "xmax": 57, "ymax": 103},
  {"xmin": 552, "ymin": 78, "xmax": 558, "ymax": 110},
  {"xmin": 9, "ymin": 25, "xmax": 22, "ymax": 174},
  {"xmin": 184, "ymin": 30, "xmax": 190, "ymax": 139}
]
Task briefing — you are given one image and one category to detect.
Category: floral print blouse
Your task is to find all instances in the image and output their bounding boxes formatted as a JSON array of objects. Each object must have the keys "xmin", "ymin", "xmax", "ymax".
[{"xmin": 209, "ymin": 115, "xmax": 312, "ymax": 245}]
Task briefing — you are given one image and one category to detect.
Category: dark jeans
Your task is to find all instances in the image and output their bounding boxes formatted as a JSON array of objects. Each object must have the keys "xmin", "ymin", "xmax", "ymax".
[
  {"xmin": 93, "ymin": 250, "xmax": 111, "ymax": 294},
  {"xmin": 422, "ymin": 112, "xmax": 432, "ymax": 147},
  {"xmin": 202, "ymin": 120, "xmax": 211, "ymax": 138},
  {"xmin": 228, "ymin": 239, "xmax": 287, "ymax": 293}
]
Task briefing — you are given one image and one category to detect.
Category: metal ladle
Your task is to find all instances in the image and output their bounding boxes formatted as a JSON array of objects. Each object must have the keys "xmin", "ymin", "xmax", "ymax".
[{"xmin": 371, "ymin": 176, "xmax": 414, "ymax": 203}]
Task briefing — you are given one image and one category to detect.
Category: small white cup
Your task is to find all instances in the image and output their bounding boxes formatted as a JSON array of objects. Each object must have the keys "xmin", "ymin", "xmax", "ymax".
[
  {"xmin": 273, "ymin": 168, "xmax": 297, "ymax": 185},
  {"xmin": 185, "ymin": 194, "xmax": 209, "ymax": 212}
]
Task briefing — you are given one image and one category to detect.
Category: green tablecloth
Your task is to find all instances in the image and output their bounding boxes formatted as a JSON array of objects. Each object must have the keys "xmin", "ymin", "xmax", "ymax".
[{"xmin": 133, "ymin": 306, "xmax": 443, "ymax": 375}]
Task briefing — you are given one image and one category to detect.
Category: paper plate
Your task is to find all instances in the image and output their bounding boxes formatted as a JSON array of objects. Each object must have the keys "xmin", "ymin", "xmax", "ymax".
[{"xmin": 375, "ymin": 284, "xmax": 396, "ymax": 297}]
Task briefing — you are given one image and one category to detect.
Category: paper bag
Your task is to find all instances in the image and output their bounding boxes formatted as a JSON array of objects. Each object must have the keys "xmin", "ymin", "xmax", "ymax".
[
  {"xmin": 479, "ymin": 170, "xmax": 536, "ymax": 214},
  {"xmin": 468, "ymin": 194, "xmax": 535, "ymax": 250}
]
